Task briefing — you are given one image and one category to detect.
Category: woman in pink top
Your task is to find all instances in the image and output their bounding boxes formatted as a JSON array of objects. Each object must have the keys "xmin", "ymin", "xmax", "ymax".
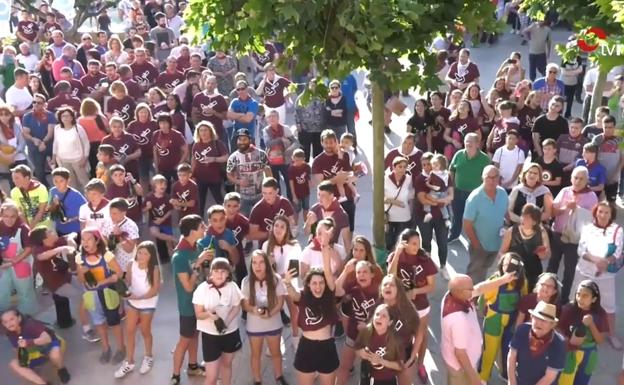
[
  {"xmin": 547, "ymin": 166, "xmax": 597, "ymax": 304},
  {"xmin": 79, "ymin": 98, "xmax": 109, "ymax": 177}
]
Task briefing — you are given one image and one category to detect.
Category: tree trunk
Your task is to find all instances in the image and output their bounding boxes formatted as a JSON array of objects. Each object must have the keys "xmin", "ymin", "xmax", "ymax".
[
  {"xmin": 588, "ymin": 67, "xmax": 607, "ymax": 124},
  {"xmin": 372, "ymin": 81, "xmax": 386, "ymax": 250}
]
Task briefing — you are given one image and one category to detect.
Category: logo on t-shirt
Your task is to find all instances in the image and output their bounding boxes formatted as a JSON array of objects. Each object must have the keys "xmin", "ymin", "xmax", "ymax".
[
  {"xmin": 372, "ymin": 347, "xmax": 387, "ymax": 370},
  {"xmin": 131, "ymin": 129, "xmax": 151, "ymax": 146},
  {"xmin": 262, "ymin": 208, "xmax": 286, "ymax": 231},
  {"xmin": 304, "ymin": 307, "xmax": 323, "ymax": 326},
  {"xmin": 194, "ymin": 146, "xmax": 212, "ymax": 163},
  {"xmin": 352, "ymin": 297, "xmax": 376, "ymax": 321},
  {"xmin": 114, "ymin": 104, "xmax": 131, "ymax": 122},
  {"xmin": 156, "ymin": 142, "xmax": 170, "ymax": 156}
]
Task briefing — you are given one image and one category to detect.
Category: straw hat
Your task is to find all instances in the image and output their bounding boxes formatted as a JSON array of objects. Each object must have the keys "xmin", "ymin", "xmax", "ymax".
[{"xmin": 528, "ymin": 301, "xmax": 558, "ymax": 323}]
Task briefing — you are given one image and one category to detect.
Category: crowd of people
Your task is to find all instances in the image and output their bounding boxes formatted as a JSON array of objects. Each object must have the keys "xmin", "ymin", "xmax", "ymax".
[{"xmin": 0, "ymin": 1, "xmax": 624, "ymax": 385}]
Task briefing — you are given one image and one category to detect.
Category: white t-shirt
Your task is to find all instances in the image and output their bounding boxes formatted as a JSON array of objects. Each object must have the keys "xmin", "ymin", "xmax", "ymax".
[
  {"xmin": 16, "ymin": 54, "xmax": 38, "ymax": 72},
  {"xmin": 300, "ymin": 244, "xmax": 346, "ymax": 274},
  {"xmin": 78, "ymin": 201, "xmax": 111, "ymax": 233},
  {"xmin": 100, "ymin": 217, "xmax": 140, "ymax": 271},
  {"xmin": 260, "ymin": 241, "xmax": 302, "ymax": 276},
  {"xmin": 241, "ymin": 275, "xmax": 286, "ymax": 333},
  {"xmin": 5, "ymin": 86, "xmax": 33, "ymax": 112},
  {"xmin": 492, "ymin": 145, "xmax": 525, "ymax": 186},
  {"xmin": 584, "ymin": 66, "xmax": 624, "ymax": 97},
  {"xmin": 192, "ymin": 281, "xmax": 241, "ymax": 335}
]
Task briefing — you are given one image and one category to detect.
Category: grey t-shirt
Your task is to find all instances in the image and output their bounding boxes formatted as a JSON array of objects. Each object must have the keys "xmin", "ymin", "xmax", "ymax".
[
  {"xmin": 149, "ymin": 26, "xmax": 176, "ymax": 62},
  {"xmin": 241, "ymin": 275, "xmax": 286, "ymax": 333},
  {"xmin": 528, "ymin": 25, "xmax": 551, "ymax": 55}
]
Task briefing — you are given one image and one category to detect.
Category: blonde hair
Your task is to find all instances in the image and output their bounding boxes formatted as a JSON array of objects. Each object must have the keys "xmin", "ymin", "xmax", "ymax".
[
  {"xmin": 108, "ymin": 34, "xmax": 123, "ymax": 51},
  {"xmin": 109, "ymin": 80, "xmax": 128, "ymax": 96},
  {"xmin": 193, "ymin": 121, "xmax": 218, "ymax": 142}
]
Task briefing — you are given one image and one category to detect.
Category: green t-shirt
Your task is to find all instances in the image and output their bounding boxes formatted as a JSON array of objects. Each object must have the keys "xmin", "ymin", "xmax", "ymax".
[
  {"xmin": 449, "ymin": 150, "xmax": 490, "ymax": 191},
  {"xmin": 10, "ymin": 181, "xmax": 51, "ymax": 228},
  {"xmin": 172, "ymin": 239, "xmax": 201, "ymax": 317}
]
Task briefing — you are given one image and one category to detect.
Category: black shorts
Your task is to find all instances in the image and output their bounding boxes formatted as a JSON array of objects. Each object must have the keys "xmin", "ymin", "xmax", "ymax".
[
  {"xmin": 294, "ymin": 336, "xmax": 339, "ymax": 374},
  {"xmin": 179, "ymin": 315, "xmax": 197, "ymax": 338},
  {"xmin": 372, "ymin": 378, "xmax": 398, "ymax": 385},
  {"xmin": 201, "ymin": 330, "xmax": 242, "ymax": 362}
]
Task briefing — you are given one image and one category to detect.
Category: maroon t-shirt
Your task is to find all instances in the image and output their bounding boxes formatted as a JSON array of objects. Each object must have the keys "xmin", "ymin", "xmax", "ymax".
[
  {"xmin": 446, "ymin": 62, "xmax": 480, "ymax": 90},
  {"xmin": 151, "ymin": 129, "xmax": 186, "ymax": 173},
  {"xmin": 106, "ymin": 96, "xmax": 136, "ymax": 124},
  {"xmin": 124, "ymin": 78, "xmax": 144, "ymax": 100},
  {"xmin": 42, "ymin": 22, "xmax": 62, "ymax": 36},
  {"xmin": 17, "ymin": 21, "xmax": 39, "ymax": 41},
  {"xmin": 489, "ymin": 118, "xmax": 520, "ymax": 153},
  {"xmin": 449, "ymin": 116, "xmax": 481, "ymax": 140},
  {"xmin": 105, "ymin": 182, "xmax": 142, "ymax": 223},
  {"xmin": 263, "ymin": 77, "xmax": 291, "ymax": 108},
  {"xmin": 127, "ymin": 119, "xmax": 157, "ymax": 160},
  {"xmin": 384, "ymin": 147, "xmax": 423, "ymax": 187},
  {"xmin": 226, "ymin": 213, "xmax": 250, "ymax": 258},
  {"xmin": 387, "ymin": 249, "xmax": 437, "ymax": 310},
  {"xmin": 558, "ymin": 303, "xmax": 608, "ymax": 350},
  {"xmin": 131, "ymin": 61, "xmax": 159, "ymax": 89},
  {"xmin": 249, "ymin": 196, "xmax": 294, "ymax": 237},
  {"xmin": 357, "ymin": 330, "xmax": 403, "ymax": 381},
  {"xmin": 309, "ymin": 200, "xmax": 349, "ymax": 244},
  {"xmin": 156, "ymin": 71, "xmax": 185, "ymax": 93},
  {"xmin": 192, "ymin": 92, "xmax": 228, "ymax": 140},
  {"xmin": 344, "ymin": 280, "xmax": 379, "ymax": 340},
  {"xmin": 144, "ymin": 193, "xmax": 173, "ymax": 226},
  {"xmin": 101, "ymin": 132, "xmax": 140, "ymax": 178},
  {"xmin": 55, "ymin": 78, "xmax": 84, "ymax": 99},
  {"xmin": 47, "ymin": 94, "xmax": 81, "ymax": 113},
  {"xmin": 191, "ymin": 140, "xmax": 228, "ymax": 184},
  {"xmin": 170, "ymin": 111, "xmax": 187, "ymax": 134},
  {"xmin": 176, "ymin": 56, "xmax": 191, "ymax": 72},
  {"xmin": 287, "ymin": 163, "xmax": 311, "ymax": 199},
  {"xmin": 171, "ymin": 179, "xmax": 201, "ymax": 216},
  {"xmin": 296, "ymin": 291, "xmax": 338, "ymax": 332},
  {"xmin": 413, "ymin": 172, "xmax": 454, "ymax": 219},
  {"xmin": 252, "ymin": 43, "xmax": 276, "ymax": 67},
  {"xmin": 33, "ymin": 238, "xmax": 71, "ymax": 292},
  {"xmin": 80, "ymin": 72, "xmax": 105, "ymax": 94},
  {"xmin": 311, "ymin": 151, "xmax": 354, "ymax": 200}
]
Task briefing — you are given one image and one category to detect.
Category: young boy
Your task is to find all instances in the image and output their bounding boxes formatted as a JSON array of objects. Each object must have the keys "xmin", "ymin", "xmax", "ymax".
[
  {"xmin": 197, "ymin": 205, "xmax": 239, "ymax": 275},
  {"xmin": 100, "ymin": 198, "xmax": 140, "ymax": 273},
  {"xmin": 144, "ymin": 174, "xmax": 177, "ymax": 253},
  {"xmin": 537, "ymin": 139, "xmax": 564, "ymax": 198},
  {"xmin": 105, "ymin": 164, "xmax": 144, "ymax": 224},
  {"xmin": 336, "ymin": 133, "xmax": 359, "ymax": 202},
  {"xmin": 96, "ymin": 144, "xmax": 118, "ymax": 185},
  {"xmin": 223, "ymin": 192, "xmax": 249, "ymax": 281},
  {"xmin": 492, "ymin": 129, "xmax": 525, "ymax": 192},
  {"xmin": 49, "ymin": 167, "xmax": 87, "ymax": 238},
  {"xmin": 170, "ymin": 163, "xmax": 200, "ymax": 216},
  {"xmin": 79, "ymin": 179, "xmax": 110, "ymax": 232},
  {"xmin": 287, "ymin": 149, "xmax": 311, "ymax": 228},
  {"xmin": 575, "ymin": 143, "xmax": 607, "ymax": 197}
]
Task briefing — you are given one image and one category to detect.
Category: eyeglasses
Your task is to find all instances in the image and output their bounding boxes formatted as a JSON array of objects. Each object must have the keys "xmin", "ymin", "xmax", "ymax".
[
  {"xmin": 236, "ymin": 88, "xmax": 246, "ymax": 91},
  {"xmin": 548, "ymin": 70, "xmax": 558, "ymax": 74},
  {"xmin": 330, "ymin": 86, "xmax": 339, "ymax": 89}
]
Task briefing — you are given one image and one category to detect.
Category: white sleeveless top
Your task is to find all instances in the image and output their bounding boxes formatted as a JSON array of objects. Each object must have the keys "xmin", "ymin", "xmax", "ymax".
[{"xmin": 128, "ymin": 260, "xmax": 159, "ymax": 309}]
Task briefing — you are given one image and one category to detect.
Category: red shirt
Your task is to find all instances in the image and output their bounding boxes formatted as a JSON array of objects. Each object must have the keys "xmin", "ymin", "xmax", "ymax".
[
  {"xmin": 101, "ymin": 132, "xmax": 140, "ymax": 178},
  {"xmin": 311, "ymin": 151, "xmax": 354, "ymax": 200},
  {"xmin": 262, "ymin": 77, "xmax": 291, "ymax": 108},
  {"xmin": 156, "ymin": 71, "xmax": 185, "ymax": 93},
  {"xmin": 106, "ymin": 96, "xmax": 136, "ymax": 124},
  {"xmin": 105, "ymin": 182, "xmax": 142, "ymax": 222},
  {"xmin": 387, "ymin": 249, "xmax": 437, "ymax": 310},
  {"xmin": 151, "ymin": 129, "xmax": 186, "ymax": 173},
  {"xmin": 287, "ymin": 163, "xmax": 311, "ymax": 199},
  {"xmin": 192, "ymin": 92, "xmax": 228, "ymax": 140},
  {"xmin": 33, "ymin": 238, "xmax": 71, "ymax": 292},
  {"xmin": 191, "ymin": 140, "xmax": 228, "ymax": 184},
  {"xmin": 124, "ymin": 78, "xmax": 144, "ymax": 100},
  {"xmin": 54, "ymin": 78, "xmax": 85, "ymax": 99},
  {"xmin": 131, "ymin": 61, "xmax": 159, "ymax": 89},
  {"xmin": 249, "ymin": 196, "xmax": 294, "ymax": 238},
  {"xmin": 171, "ymin": 179, "xmax": 201, "ymax": 216},
  {"xmin": 144, "ymin": 193, "xmax": 173, "ymax": 226},
  {"xmin": 127, "ymin": 120, "xmax": 157, "ymax": 160}
]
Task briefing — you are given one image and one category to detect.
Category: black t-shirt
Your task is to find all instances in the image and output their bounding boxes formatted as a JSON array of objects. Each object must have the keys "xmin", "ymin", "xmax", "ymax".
[
  {"xmin": 537, "ymin": 157, "xmax": 565, "ymax": 198},
  {"xmin": 582, "ymin": 124, "xmax": 602, "ymax": 141},
  {"xmin": 532, "ymin": 114, "xmax": 568, "ymax": 143}
]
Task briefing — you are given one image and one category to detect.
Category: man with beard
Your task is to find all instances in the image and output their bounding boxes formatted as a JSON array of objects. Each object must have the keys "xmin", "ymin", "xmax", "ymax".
[
  {"xmin": 311, "ymin": 129, "xmax": 356, "ymax": 238},
  {"xmin": 80, "ymin": 60, "xmax": 106, "ymax": 98},
  {"xmin": 305, "ymin": 180, "xmax": 351, "ymax": 251},
  {"xmin": 149, "ymin": 12, "xmax": 176, "ymax": 66},
  {"xmin": 130, "ymin": 48, "xmax": 159, "ymax": 92},
  {"xmin": 507, "ymin": 301, "xmax": 565, "ymax": 385},
  {"xmin": 226, "ymin": 129, "xmax": 272, "ymax": 216},
  {"xmin": 192, "ymin": 75, "xmax": 228, "ymax": 140}
]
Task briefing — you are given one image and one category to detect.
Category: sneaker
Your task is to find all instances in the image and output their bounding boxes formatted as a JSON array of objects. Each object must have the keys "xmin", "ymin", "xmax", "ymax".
[
  {"xmin": 139, "ymin": 356, "xmax": 154, "ymax": 374},
  {"xmin": 170, "ymin": 375, "xmax": 181, "ymax": 385},
  {"xmin": 57, "ymin": 367, "xmax": 71, "ymax": 384},
  {"xmin": 423, "ymin": 213, "xmax": 433, "ymax": 223},
  {"xmin": 99, "ymin": 348, "xmax": 112, "ymax": 364},
  {"xmin": 82, "ymin": 328, "xmax": 101, "ymax": 343},
  {"xmin": 439, "ymin": 266, "xmax": 450, "ymax": 280},
  {"xmin": 114, "ymin": 361, "xmax": 135, "ymax": 378},
  {"xmin": 609, "ymin": 335, "xmax": 623, "ymax": 350},
  {"xmin": 444, "ymin": 219, "xmax": 452, "ymax": 228},
  {"xmin": 417, "ymin": 364, "xmax": 428, "ymax": 384},
  {"xmin": 187, "ymin": 364, "xmax": 206, "ymax": 376},
  {"xmin": 112, "ymin": 348, "xmax": 126, "ymax": 365}
]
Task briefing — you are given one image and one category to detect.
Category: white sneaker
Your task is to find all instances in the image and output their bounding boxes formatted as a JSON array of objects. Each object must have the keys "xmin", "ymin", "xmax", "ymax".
[
  {"xmin": 114, "ymin": 361, "xmax": 135, "ymax": 378},
  {"xmin": 139, "ymin": 356, "xmax": 154, "ymax": 374},
  {"xmin": 440, "ymin": 266, "xmax": 450, "ymax": 280}
]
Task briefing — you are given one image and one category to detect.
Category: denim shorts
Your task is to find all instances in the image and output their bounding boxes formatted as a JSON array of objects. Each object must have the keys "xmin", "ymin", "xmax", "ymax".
[{"xmin": 293, "ymin": 196, "xmax": 310, "ymax": 212}]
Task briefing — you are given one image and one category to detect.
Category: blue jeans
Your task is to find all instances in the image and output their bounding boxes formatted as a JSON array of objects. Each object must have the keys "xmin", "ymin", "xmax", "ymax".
[
  {"xmin": 270, "ymin": 164, "xmax": 292, "ymax": 201},
  {"xmin": 449, "ymin": 189, "xmax": 471, "ymax": 240},
  {"xmin": 28, "ymin": 147, "xmax": 49, "ymax": 187},
  {"xmin": 529, "ymin": 53, "xmax": 547, "ymax": 81}
]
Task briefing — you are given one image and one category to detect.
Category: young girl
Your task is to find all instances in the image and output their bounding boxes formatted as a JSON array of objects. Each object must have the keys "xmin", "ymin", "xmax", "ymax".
[
  {"xmin": 422, "ymin": 154, "xmax": 452, "ymax": 228},
  {"xmin": 487, "ymin": 100, "xmax": 520, "ymax": 156},
  {"xmin": 143, "ymin": 174, "xmax": 177, "ymax": 259},
  {"xmin": 354, "ymin": 304, "xmax": 404, "ymax": 385},
  {"xmin": 241, "ymin": 250, "xmax": 289, "ymax": 385},
  {"xmin": 478, "ymin": 252, "xmax": 528, "ymax": 382},
  {"xmin": 76, "ymin": 227, "xmax": 125, "ymax": 365},
  {"xmin": 515, "ymin": 272, "xmax": 561, "ymax": 327},
  {"xmin": 558, "ymin": 280, "xmax": 608, "ymax": 385},
  {"xmin": 387, "ymin": 229, "xmax": 436, "ymax": 385},
  {"xmin": 283, "ymin": 228, "xmax": 339, "ymax": 385},
  {"xmin": 334, "ymin": 259, "xmax": 380, "ymax": 385},
  {"xmin": 114, "ymin": 241, "xmax": 161, "ymax": 378},
  {"xmin": 192, "ymin": 257, "xmax": 242, "ymax": 385}
]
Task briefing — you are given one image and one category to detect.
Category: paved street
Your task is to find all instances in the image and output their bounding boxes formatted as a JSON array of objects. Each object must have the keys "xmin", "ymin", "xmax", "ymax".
[{"xmin": 2, "ymin": 28, "xmax": 624, "ymax": 385}]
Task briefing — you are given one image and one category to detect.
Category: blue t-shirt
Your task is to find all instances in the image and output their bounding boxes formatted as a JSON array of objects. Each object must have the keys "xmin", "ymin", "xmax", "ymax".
[
  {"xmin": 230, "ymin": 97, "xmax": 259, "ymax": 132},
  {"xmin": 197, "ymin": 228, "xmax": 237, "ymax": 261},
  {"xmin": 49, "ymin": 187, "xmax": 87, "ymax": 235},
  {"xmin": 510, "ymin": 323, "xmax": 565, "ymax": 385},
  {"xmin": 341, "ymin": 74, "xmax": 358, "ymax": 111},
  {"xmin": 463, "ymin": 185, "xmax": 509, "ymax": 252},
  {"xmin": 22, "ymin": 110, "xmax": 56, "ymax": 152},
  {"xmin": 575, "ymin": 159, "xmax": 607, "ymax": 187}
]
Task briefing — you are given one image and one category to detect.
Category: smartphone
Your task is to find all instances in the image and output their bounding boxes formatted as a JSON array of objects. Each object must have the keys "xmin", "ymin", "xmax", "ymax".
[{"xmin": 287, "ymin": 259, "xmax": 299, "ymax": 277}]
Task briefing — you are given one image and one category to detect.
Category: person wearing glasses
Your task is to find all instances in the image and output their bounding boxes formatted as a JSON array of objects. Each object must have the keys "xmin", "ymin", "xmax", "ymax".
[
  {"xmin": 324, "ymin": 80, "xmax": 348, "ymax": 138},
  {"xmin": 532, "ymin": 63, "xmax": 565, "ymax": 111},
  {"xmin": 227, "ymin": 80, "xmax": 260, "ymax": 147}
]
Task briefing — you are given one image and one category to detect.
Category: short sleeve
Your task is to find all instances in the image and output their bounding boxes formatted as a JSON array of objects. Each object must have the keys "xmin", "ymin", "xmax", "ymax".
[
  {"xmin": 509, "ymin": 323, "xmax": 525, "ymax": 350},
  {"xmin": 463, "ymin": 193, "xmax": 478, "ymax": 221},
  {"xmin": 192, "ymin": 283, "xmax": 205, "ymax": 306},
  {"xmin": 240, "ymin": 278, "xmax": 250, "ymax": 300},
  {"xmin": 275, "ymin": 276, "xmax": 286, "ymax": 296},
  {"xmin": 172, "ymin": 252, "xmax": 189, "ymax": 275},
  {"xmin": 422, "ymin": 257, "xmax": 438, "ymax": 276},
  {"xmin": 547, "ymin": 336, "xmax": 566, "ymax": 371},
  {"xmin": 103, "ymin": 251, "xmax": 115, "ymax": 263}
]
